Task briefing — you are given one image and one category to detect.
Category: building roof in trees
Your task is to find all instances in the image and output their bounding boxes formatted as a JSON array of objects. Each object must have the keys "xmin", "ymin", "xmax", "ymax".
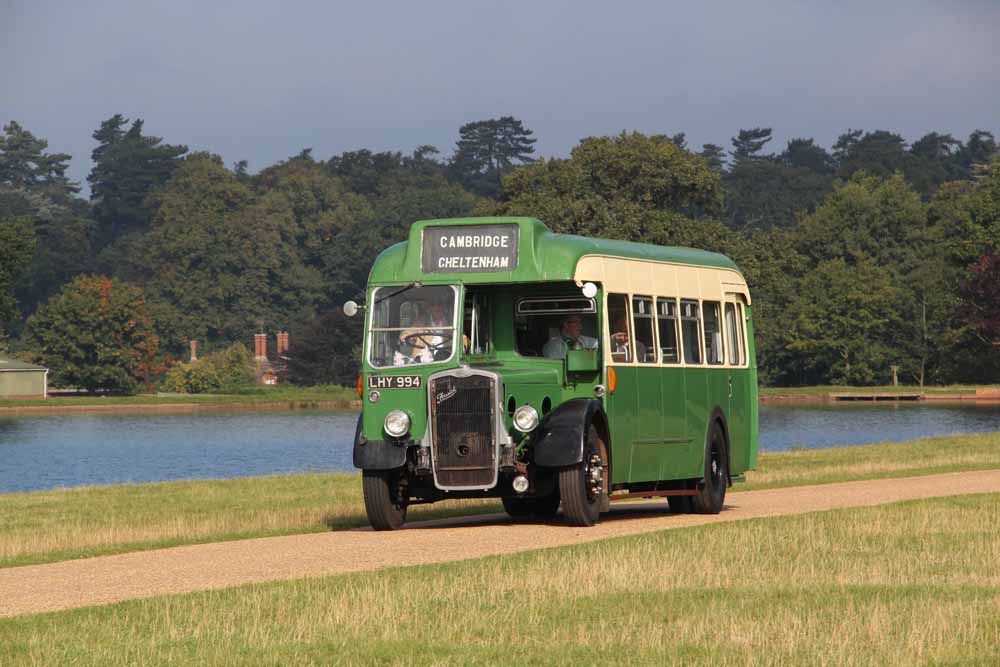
[
  {"xmin": 0, "ymin": 356, "xmax": 48, "ymax": 372},
  {"xmin": 368, "ymin": 217, "xmax": 743, "ymax": 286}
]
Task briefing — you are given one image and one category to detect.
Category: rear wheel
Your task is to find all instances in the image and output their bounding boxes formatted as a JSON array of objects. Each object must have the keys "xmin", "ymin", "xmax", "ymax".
[
  {"xmin": 559, "ymin": 425, "xmax": 606, "ymax": 527},
  {"xmin": 502, "ymin": 494, "xmax": 561, "ymax": 520},
  {"xmin": 691, "ymin": 422, "xmax": 728, "ymax": 515},
  {"xmin": 362, "ymin": 469, "xmax": 408, "ymax": 530}
]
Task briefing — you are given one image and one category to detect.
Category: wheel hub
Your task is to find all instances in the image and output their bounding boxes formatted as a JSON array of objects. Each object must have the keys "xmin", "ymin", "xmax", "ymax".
[{"xmin": 587, "ymin": 453, "xmax": 604, "ymax": 501}]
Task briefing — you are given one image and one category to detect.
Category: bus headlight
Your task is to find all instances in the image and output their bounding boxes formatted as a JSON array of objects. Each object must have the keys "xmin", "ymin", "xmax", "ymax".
[
  {"xmin": 384, "ymin": 410, "xmax": 411, "ymax": 438},
  {"xmin": 512, "ymin": 405, "xmax": 539, "ymax": 433}
]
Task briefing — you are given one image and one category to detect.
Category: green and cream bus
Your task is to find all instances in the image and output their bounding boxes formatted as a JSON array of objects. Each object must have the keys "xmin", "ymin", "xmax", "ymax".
[{"xmin": 346, "ymin": 217, "xmax": 758, "ymax": 529}]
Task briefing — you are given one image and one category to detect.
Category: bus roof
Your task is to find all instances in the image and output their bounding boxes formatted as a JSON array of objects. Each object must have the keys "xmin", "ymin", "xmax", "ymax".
[{"xmin": 367, "ymin": 216, "xmax": 743, "ymax": 285}]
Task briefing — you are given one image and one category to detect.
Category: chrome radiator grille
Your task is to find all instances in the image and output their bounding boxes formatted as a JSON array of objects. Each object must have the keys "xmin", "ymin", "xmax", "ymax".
[{"xmin": 429, "ymin": 373, "xmax": 496, "ymax": 488}]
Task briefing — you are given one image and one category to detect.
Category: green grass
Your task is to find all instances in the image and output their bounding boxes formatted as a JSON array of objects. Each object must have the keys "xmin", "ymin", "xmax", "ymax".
[
  {"xmin": 0, "ymin": 384, "xmax": 359, "ymax": 409},
  {"xmin": 2, "ymin": 493, "xmax": 998, "ymax": 665},
  {"xmin": 758, "ymin": 383, "xmax": 997, "ymax": 397},
  {"xmin": 1, "ymin": 431, "xmax": 997, "ymax": 569}
]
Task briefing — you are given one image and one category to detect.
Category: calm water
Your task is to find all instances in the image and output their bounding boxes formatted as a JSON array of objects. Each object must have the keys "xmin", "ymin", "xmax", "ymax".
[{"xmin": 0, "ymin": 404, "xmax": 998, "ymax": 493}]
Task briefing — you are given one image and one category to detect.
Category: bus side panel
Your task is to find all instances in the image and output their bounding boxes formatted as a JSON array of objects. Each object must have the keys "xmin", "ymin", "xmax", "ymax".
[
  {"xmin": 605, "ymin": 365, "xmax": 637, "ymax": 484},
  {"xmin": 681, "ymin": 367, "xmax": 709, "ymax": 478},
  {"xmin": 628, "ymin": 366, "xmax": 664, "ymax": 483},
  {"xmin": 707, "ymin": 367, "xmax": 730, "ymax": 457},
  {"xmin": 727, "ymin": 365, "xmax": 752, "ymax": 475},
  {"xmin": 657, "ymin": 365, "xmax": 688, "ymax": 480}
]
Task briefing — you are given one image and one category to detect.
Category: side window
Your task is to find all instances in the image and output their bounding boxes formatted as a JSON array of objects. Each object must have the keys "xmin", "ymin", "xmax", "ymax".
[
  {"xmin": 656, "ymin": 297, "xmax": 680, "ymax": 364},
  {"xmin": 632, "ymin": 296, "xmax": 656, "ymax": 363},
  {"xmin": 725, "ymin": 302, "xmax": 740, "ymax": 366},
  {"xmin": 607, "ymin": 293, "xmax": 631, "ymax": 363},
  {"xmin": 703, "ymin": 301, "xmax": 724, "ymax": 365},
  {"xmin": 738, "ymin": 303, "xmax": 748, "ymax": 365},
  {"xmin": 680, "ymin": 299, "xmax": 702, "ymax": 364}
]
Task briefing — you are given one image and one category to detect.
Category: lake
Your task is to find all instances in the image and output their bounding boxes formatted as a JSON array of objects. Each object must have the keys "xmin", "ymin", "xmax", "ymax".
[{"xmin": 1, "ymin": 403, "xmax": 998, "ymax": 493}]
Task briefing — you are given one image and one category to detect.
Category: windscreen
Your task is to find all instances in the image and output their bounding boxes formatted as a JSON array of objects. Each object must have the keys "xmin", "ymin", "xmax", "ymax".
[{"xmin": 369, "ymin": 285, "xmax": 458, "ymax": 367}]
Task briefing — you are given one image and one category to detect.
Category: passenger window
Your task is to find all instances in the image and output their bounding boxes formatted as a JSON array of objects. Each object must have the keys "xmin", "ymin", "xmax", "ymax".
[
  {"xmin": 738, "ymin": 303, "xmax": 748, "ymax": 365},
  {"xmin": 725, "ymin": 302, "xmax": 740, "ymax": 366},
  {"xmin": 607, "ymin": 293, "xmax": 632, "ymax": 363},
  {"xmin": 656, "ymin": 297, "xmax": 680, "ymax": 364},
  {"xmin": 703, "ymin": 301, "xmax": 724, "ymax": 365},
  {"xmin": 680, "ymin": 299, "xmax": 702, "ymax": 364},
  {"xmin": 632, "ymin": 296, "xmax": 656, "ymax": 363}
]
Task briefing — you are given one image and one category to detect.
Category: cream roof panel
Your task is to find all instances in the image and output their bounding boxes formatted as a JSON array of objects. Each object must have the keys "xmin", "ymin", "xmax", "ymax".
[{"xmin": 575, "ymin": 255, "xmax": 750, "ymax": 304}]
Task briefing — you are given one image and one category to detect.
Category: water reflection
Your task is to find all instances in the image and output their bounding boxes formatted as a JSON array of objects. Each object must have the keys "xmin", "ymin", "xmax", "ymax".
[{"xmin": 760, "ymin": 402, "xmax": 1000, "ymax": 451}]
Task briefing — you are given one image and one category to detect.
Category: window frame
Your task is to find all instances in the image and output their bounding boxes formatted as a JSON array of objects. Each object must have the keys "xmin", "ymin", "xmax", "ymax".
[
  {"xmin": 679, "ymin": 298, "xmax": 703, "ymax": 365},
  {"xmin": 606, "ymin": 292, "xmax": 634, "ymax": 364},
  {"xmin": 655, "ymin": 296, "xmax": 681, "ymax": 365}
]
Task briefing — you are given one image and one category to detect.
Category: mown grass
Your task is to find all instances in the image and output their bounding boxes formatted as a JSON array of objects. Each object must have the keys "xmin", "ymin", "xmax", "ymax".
[
  {"xmin": 0, "ymin": 384, "xmax": 358, "ymax": 409},
  {"xmin": 758, "ymin": 383, "xmax": 998, "ymax": 397},
  {"xmin": 2, "ymin": 493, "xmax": 998, "ymax": 665},
  {"xmin": 1, "ymin": 432, "xmax": 998, "ymax": 569}
]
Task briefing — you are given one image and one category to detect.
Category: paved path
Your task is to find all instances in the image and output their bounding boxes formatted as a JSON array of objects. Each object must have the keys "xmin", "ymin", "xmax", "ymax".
[{"xmin": 3, "ymin": 469, "xmax": 999, "ymax": 618}]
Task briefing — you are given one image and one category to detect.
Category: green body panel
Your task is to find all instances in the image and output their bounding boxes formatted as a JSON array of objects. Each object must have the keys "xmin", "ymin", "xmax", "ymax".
[{"xmin": 358, "ymin": 216, "xmax": 758, "ymax": 489}]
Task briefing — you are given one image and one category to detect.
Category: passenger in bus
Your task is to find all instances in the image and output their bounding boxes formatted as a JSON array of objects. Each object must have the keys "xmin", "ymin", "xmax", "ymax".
[
  {"xmin": 543, "ymin": 314, "xmax": 598, "ymax": 359},
  {"xmin": 397, "ymin": 311, "xmax": 436, "ymax": 364},
  {"xmin": 611, "ymin": 314, "xmax": 647, "ymax": 362}
]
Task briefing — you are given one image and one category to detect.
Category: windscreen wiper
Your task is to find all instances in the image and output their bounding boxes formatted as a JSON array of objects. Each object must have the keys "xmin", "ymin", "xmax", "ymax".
[{"xmin": 374, "ymin": 282, "xmax": 423, "ymax": 306}]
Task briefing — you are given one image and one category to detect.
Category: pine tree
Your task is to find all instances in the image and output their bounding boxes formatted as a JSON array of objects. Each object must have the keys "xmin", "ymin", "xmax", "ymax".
[{"xmin": 451, "ymin": 116, "xmax": 536, "ymax": 197}]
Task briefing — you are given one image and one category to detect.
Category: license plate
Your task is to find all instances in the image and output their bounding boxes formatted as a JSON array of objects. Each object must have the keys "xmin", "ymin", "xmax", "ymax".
[{"xmin": 368, "ymin": 375, "xmax": 422, "ymax": 389}]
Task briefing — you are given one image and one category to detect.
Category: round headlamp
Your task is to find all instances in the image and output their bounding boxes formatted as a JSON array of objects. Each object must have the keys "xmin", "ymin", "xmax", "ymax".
[
  {"xmin": 384, "ymin": 410, "xmax": 411, "ymax": 438},
  {"xmin": 512, "ymin": 405, "xmax": 539, "ymax": 433}
]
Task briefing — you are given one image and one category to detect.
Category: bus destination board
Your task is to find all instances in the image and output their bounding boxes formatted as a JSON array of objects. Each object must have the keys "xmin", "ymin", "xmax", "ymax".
[{"xmin": 422, "ymin": 224, "xmax": 519, "ymax": 273}]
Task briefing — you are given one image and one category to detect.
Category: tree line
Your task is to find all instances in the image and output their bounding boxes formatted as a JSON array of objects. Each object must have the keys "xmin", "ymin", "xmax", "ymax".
[{"xmin": 0, "ymin": 115, "xmax": 997, "ymax": 392}]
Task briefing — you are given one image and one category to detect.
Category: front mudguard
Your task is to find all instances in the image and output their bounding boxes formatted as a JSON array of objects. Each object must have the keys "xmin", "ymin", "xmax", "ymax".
[
  {"xmin": 531, "ymin": 398, "xmax": 606, "ymax": 468},
  {"xmin": 352, "ymin": 415, "xmax": 408, "ymax": 470}
]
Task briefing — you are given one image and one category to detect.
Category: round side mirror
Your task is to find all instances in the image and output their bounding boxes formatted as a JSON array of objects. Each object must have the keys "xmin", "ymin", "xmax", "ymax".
[
  {"xmin": 343, "ymin": 300, "xmax": 359, "ymax": 317},
  {"xmin": 581, "ymin": 282, "xmax": 598, "ymax": 299}
]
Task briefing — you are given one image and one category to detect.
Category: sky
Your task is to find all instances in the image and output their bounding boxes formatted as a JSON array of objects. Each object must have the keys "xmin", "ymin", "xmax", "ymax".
[{"xmin": 3, "ymin": 0, "xmax": 999, "ymax": 193}]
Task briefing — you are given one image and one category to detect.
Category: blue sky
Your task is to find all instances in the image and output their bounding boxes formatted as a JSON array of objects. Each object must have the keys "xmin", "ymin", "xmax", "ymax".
[{"xmin": 4, "ymin": 0, "xmax": 998, "ymax": 191}]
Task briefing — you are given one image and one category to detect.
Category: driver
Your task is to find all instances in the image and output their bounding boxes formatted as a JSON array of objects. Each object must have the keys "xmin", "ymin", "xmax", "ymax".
[
  {"xmin": 543, "ymin": 314, "xmax": 598, "ymax": 359},
  {"xmin": 398, "ymin": 311, "xmax": 437, "ymax": 364}
]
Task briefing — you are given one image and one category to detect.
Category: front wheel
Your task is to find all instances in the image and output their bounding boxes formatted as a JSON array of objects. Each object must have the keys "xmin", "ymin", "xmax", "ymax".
[
  {"xmin": 691, "ymin": 422, "xmax": 728, "ymax": 514},
  {"xmin": 362, "ymin": 469, "xmax": 408, "ymax": 530},
  {"xmin": 559, "ymin": 425, "xmax": 606, "ymax": 527}
]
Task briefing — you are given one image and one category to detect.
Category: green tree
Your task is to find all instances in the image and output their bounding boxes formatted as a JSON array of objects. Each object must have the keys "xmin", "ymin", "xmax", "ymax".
[
  {"xmin": 285, "ymin": 308, "xmax": 362, "ymax": 386},
  {"xmin": 0, "ymin": 122, "xmax": 93, "ymax": 317},
  {"xmin": 451, "ymin": 116, "xmax": 537, "ymax": 197},
  {"xmin": 24, "ymin": 276, "xmax": 160, "ymax": 393},
  {"xmin": 0, "ymin": 216, "xmax": 36, "ymax": 331},
  {"xmin": 162, "ymin": 342, "xmax": 255, "ymax": 393},
  {"xmin": 785, "ymin": 257, "xmax": 899, "ymax": 385},
  {"xmin": 140, "ymin": 154, "xmax": 324, "ymax": 349},
  {"xmin": 730, "ymin": 127, "xmax": 773, "ymax": 162},
  {"xmin": 89, "ymin": 114, "xmax": 188, "ymax": 247}
]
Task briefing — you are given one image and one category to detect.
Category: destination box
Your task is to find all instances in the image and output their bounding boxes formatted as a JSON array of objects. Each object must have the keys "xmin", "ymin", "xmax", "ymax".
[{"xmin": 422, "ymin": 224, "xmax": 519, "ymax": 273}]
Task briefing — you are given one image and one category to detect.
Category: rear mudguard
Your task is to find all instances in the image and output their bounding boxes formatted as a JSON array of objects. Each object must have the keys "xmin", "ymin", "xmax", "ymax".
[
  {"xmin": 532, "ymin": 398, "xmax": 607, "ymax": 468},
  {"xmin": 352, "ymin": 415, "xmax": 408, "ymax": 470}
]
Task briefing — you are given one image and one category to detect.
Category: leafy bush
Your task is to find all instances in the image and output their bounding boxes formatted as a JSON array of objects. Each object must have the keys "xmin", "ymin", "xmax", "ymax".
[{"xmin": 161, "ymin": 343, "xmax": 255, "ymax": 394}]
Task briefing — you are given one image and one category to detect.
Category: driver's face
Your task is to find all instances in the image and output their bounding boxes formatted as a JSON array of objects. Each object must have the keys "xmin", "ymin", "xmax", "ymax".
[
  {"xmin": 563, "ymin": 316, "xmax": 583, "ymax": 337},
  {"xmin": 430, "ymin": 304, "xmax": 446, "ymax": 322}
]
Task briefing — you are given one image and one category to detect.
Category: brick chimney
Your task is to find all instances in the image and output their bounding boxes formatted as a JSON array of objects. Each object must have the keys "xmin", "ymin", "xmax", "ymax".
[
  {"xmin": 277, "ymin": 331, "xmax": 289, "ymax": 355},
  {"xmin": 189, "ymin": 340, "xmax": 198, "ymax": 363},
  {"xmin": 254, "ymin": 333, "xmax": 268, "ymax": 360}
]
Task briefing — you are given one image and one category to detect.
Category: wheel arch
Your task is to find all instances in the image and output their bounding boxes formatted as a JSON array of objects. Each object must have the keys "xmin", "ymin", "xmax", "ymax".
[{"xmin": 532, "ymin": 398, "xmax": 610, "ymax": 471}]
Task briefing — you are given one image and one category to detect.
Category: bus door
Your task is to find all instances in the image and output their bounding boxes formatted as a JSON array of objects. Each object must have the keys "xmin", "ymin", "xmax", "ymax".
[
  {"xmin": 724, "ymin": 294, "xmax": 751, "ymax": 474},
  {"xmin": 654, "ymin": 297, "xmax": 687, "ymax": 479}
]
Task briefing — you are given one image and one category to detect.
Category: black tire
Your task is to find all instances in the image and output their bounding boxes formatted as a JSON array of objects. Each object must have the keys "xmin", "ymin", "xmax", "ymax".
[
  {"xmin": 362, "ymin": 469, "xmax": 408, "ymax": 530},
  {"xmin": 559, "ymin": 425, "xmax": 606, "ymax": 527},
  {"xmin": 667, "ymin": 494, "xmax": 693, "ymax": 514},
  {"xmin": 691, "ymin": 421, "xmax": 728, "ymax": 515},
  {"xmin": 502, "ymin": 494, "xmax": 561, "ymax": 520}
]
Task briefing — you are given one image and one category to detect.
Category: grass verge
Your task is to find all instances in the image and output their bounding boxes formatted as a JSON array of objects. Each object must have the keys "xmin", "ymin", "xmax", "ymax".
[
  {"xmin": 1, "ymin": 432, "xmax": 998, "ymax": 569},
  {"xmin": 2, "ymin": 493, "xmax": 998, "ymax": 665},
  {"xmin": 0, "ymin": 384, "xmax": 358, "ymax": 409},
  {"xmin": 758, "ymin": 383, "xmax": 998, "ymax": 397}
]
